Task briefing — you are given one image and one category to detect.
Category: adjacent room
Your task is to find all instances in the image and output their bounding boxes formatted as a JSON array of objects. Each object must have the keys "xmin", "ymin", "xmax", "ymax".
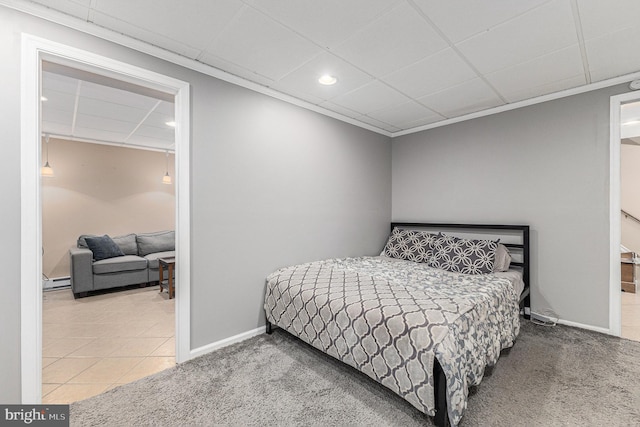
[
  {"xmin": 40, "ymin": 65, "xmax": 177, "ymax": 403},
  {"xmin": 2, "ymin": 1, "xmax": 640, "ymax": 426}
]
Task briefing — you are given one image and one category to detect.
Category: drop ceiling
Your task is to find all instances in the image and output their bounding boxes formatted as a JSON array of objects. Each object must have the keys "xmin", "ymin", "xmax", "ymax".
[
  {"xmin": 42, "ymin": 62, "xmax": 175, "ymax": 151},
  {"xmin": 21, "ymin": 0, "xmax": 640, "ymax": 136}
]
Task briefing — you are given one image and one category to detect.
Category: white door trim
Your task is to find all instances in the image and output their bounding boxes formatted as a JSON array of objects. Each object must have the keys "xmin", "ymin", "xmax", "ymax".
[
  {"xmin": 609, "ymin": 91, "xmax": 640, "ymax": 337},
  {"xmin": 20, "ymin": 33, "xmax": 191, "ymax": 403}
]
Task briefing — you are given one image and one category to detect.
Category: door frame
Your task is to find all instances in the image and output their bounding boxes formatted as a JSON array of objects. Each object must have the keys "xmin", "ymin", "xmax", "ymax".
[
  {"xmin": 609, "ymin": 91, "xmax": 640, "ymax": 337},
  {"xmin": 21, "ymin": 34, "xmax": 191, "ymax": 403}
]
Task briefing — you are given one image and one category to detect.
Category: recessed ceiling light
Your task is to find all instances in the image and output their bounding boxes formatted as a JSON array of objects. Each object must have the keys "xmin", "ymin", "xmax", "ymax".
[
  {"xmin": 41, "ymin": 96, "xmax": 48, "ymax": 101},
  {"xmin": 318, "ymin": 75, "xmax": 337, "ymax": 86},
  {"xmin": 165, "ymin": 121, "xmax": 176, "ymax": 127}
]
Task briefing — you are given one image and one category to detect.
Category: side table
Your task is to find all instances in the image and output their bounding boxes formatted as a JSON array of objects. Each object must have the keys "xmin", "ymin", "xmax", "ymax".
[{"xmin": 158, "ymin": 256, "xmax": 176, "ymax": 299}]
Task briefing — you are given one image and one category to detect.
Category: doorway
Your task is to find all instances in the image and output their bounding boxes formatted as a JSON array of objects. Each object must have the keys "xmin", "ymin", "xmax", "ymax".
[
  {"xmin": 618, "ymin": 100, "xmax": 640, "ymax": 342},
  {"xmin": 21, "ymin": 34, "xmax": 191, "ymax": 403},
  {"xmin": 610, "ymin": 91, "xmax": 640, "ymax": 340}
]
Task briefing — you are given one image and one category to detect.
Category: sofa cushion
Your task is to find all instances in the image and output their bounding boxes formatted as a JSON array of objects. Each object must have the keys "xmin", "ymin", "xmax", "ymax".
[
  {"xmin": 112, "ymin": 233, "xmax": 138, "ymax": 255},
  {"xmin": 85, "ymin": 235, "xmax": 125, "ymax": 261},
  {"xmin": 145, "ymin": 251, "xmax": 176, "ymax": 270},
  {"xmin": 137, "ymin": 230, "xmax": 175, "ymax": 256},
  {"xmin": 93, "ymin": 255, "xmax": 147, "ymax": 275}
]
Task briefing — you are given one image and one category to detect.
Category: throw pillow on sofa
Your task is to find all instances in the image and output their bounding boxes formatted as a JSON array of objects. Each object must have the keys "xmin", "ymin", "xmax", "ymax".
[{"xmin": 85, "ymin": 235, "xmax": 125, "ymax": 261}]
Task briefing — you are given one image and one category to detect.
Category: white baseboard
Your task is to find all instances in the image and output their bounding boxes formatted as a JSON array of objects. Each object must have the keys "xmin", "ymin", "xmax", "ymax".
[
  {"xmin": 530, "ymin": 311, "xmax": 612, "ymax": 335},
  {"xmin": 188, "ymin": 325, "xmax": 267, "ymax": 360},
  {"xmin": 43, "ymin": 276, "xmax": 70, "ymax": 290}
]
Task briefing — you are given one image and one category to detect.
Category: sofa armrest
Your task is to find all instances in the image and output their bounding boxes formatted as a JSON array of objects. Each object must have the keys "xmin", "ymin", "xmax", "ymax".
[{"xmin": 69, "ymin": 247, "xmax": 94, "ymax": 295}]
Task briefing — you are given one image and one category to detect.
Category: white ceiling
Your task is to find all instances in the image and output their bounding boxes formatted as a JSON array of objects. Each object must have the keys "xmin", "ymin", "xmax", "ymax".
[
  {"xmin": 26, "ymin": 0, "xmax": 640, "ymax": 135},
  {"xmin": 42, "ymin": 63, "xmax": 176, "ymax": 151}
]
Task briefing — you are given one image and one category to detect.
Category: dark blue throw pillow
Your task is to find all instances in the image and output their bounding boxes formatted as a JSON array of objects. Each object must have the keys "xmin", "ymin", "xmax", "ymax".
[{"xmin": 85, "ymin": 235, "xmax": 125, "ymax": 261}]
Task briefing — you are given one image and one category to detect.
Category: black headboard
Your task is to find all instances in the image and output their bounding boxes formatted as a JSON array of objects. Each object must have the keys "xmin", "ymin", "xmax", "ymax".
[{"xmin": 390, "ymin": 222, "xmax": 530, "ymax": 315}]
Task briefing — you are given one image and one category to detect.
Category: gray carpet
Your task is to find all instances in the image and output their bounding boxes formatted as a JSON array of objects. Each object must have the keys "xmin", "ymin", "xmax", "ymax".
[{"xmin": 70, "ymin": 320, "xmax": 640, "ymax": 426}]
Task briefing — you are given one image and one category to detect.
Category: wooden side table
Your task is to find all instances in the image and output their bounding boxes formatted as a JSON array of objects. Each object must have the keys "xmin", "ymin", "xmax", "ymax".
[{"xmin": 158, "ymin": 256, "xmax": 176, "ymax": 299}]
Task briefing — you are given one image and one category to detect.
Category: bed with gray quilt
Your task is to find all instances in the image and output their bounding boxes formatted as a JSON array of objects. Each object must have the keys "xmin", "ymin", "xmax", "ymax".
[{"xmin": 264, "ymin": 223, "xmax": 529, "ymax": 426}]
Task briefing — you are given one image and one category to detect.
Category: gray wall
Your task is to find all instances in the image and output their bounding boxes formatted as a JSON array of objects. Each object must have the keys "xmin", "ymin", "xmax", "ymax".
[
  {"xmin": 0, "ymin": 7, "xmax": 391, "ymax": 402},
  {"xmin": 392, "ymin": 84, "xmax": 630, "ymax": 330}
]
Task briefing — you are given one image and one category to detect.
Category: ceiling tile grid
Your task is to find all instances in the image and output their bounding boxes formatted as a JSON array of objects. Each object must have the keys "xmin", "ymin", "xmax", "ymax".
[
  {"xmin": 41, "ymin": 70, "xmax": 175, "ymax": 151},
  {"xmin": 25, "ymin": 0, "xmax": 640, "ymax": 135}
]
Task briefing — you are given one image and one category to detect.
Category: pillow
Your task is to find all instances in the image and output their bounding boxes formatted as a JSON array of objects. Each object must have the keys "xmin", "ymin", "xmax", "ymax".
[
  {"xmin": 77, "ymin": 234, "xmax": 97, "ymax": 249},
  {"xmin": 428, "ymin": 233, "xmax": 498, "ymax": 275},
  {"xmin": 136, "ymin": 230, "xmax": 175, "ymax": 256},
  {"xmin": 112, "ymin": 233, "xmax": 138, "ymax": 255},
  {"xmin": 84, "ymin": 235, "xmax": 125, "ymax": 261},
  {"xmin": 493, "ymin": 244, "xmax": 512, "ymax": 272},
  {"xmin": 382, "ymin": 228, "xmax": 438, "ymax": 263}
]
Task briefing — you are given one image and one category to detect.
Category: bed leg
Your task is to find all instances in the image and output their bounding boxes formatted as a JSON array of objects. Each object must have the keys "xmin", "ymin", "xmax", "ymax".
[
  {"xmin": 522, "ymin": 294, "xmax": 531, "ymax": 320},
  {"xmin": 433, "ymin": 359, "xmax": 450, "ymax": 427},
  {"xmin": 266, "ymin": 320, "xmax": 273, "ymax": 335}
]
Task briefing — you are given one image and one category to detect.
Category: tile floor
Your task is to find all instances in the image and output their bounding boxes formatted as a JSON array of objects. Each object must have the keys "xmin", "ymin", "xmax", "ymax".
[
  {"xmin": 621, "ymin": 290, "xmax": 640, "ymax": 342},
  {"xmin": 42, "ymin": 285, "xmax": 175, "ymax": 404}
]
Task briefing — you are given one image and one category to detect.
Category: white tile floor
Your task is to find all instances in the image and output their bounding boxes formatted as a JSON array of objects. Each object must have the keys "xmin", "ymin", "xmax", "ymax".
[
  {"xmin": 42, "ymin": 285, "xmax": 175, "ymax": 404},
  {"xmin": 621, "ymin": 290, "xmax": 640, "ymax": 342}
]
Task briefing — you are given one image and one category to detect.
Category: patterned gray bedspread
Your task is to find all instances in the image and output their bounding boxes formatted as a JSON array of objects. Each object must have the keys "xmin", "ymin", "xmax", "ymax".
[{"xmin": 264, "ymin": 257, "xmax": 520, "ymax": 426}]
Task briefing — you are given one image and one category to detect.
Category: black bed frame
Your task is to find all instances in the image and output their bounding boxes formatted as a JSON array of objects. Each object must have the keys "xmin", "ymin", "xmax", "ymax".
[
  {"xmin": 391, "ymin": 222, "xmax": 530, "ymax": 427},
  {"xmin": 266, "ymin": 222, "xmax": 531, "ymax": 427}
]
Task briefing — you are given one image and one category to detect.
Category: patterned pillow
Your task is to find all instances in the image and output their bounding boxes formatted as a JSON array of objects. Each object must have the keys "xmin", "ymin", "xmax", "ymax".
[
  {"xmin": 382, "ymin": 228, "xmax": 438, "ymax": 263},
  {"xmin": 428, "ymin": 234, "xmax": 498, "ymax": 274}
]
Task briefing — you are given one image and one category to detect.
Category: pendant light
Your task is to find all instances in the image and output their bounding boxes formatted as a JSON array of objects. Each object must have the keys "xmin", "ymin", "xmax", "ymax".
[
  {"xmin": 162, "ymin": 150, "xmax": 172, "ymax": 185},
  {"xmin": 41, "ymin": 134, "xmax": 55, "ymax": 177}
]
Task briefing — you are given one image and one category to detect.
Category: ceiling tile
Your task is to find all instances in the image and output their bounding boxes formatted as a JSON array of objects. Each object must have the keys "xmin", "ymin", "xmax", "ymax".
[
  {"xmin": 273, "ymin": 52, "xmax": 374, "ymax": 102},
  {"xmin": 243, "ymin": 0, "xmax": 401, "ymax": 48},
  {"xmin": 485, "ymin": 45, "xmax": 585, "ymax": 101},
  {"xmin": 330, "ymin": 81, "xmax": 411, "ymax": 115},
  {"xmin": 92, "ymin": 0, "xmax": 244, "ymax": 52},
  {"xmin": 80, "ymin": 80, "xmax": 160, "ymax": 110},
  {"xmin": 41, "ymin": 107, "xmax": 74, "ymax": 126},
  {"xmin": 586, "ymin": 26, "xmax": 640, "ymax": 82},
  {"xmin": 198, "ymin": 52, "xmax": 276, "ymax": 87},
  {"xmin": 332, "ymin": 2, "xmax": 448, "ymax": 76},
  {"xmin": 132, "ymin": 124, "xmax": 175, "ymax": 140},
  {"xmin": 413, "ymin": 0, "xmax": 549, "ymax": 43},
  {"xmin": 205, "ymin": 6, "xmax": 323, "ymax": 81},
  {"xmin": 154, "ymin": 101, "xmax": 174, "ymax": 116},
  {"xmin": 355, "ymin": 115, "xmax": 401, "ymax": 133},
  {"xmin": 502, "ymin": 75, "xmax": 586, "ymax": 104},
  {"xmin": 77, "ymin": 97, "xmax": 149, "ymax": 124},
  {"xmin": 317, "ymin": 101, "xmax": 362, "ymax": 119},
  {"xmin": 144, "ymin": 111, "xmax": 176, "ymax": 129},
  {"xmin": 43, "ymin": 71, "xmax": 80, "ymax": 94},
  {"xmin": 74, "ymin": 113, "xmax": 137, "ymax": 134},
  {"xmin": 418, "ymin": 79, "xmax": 504, "ymax": 118},
  {"xmin": 400, "ymin": 115, "xmax": 449, "ymax": 131},
  {"xmin": 367, "ymin": 101, "xmax": 443, "ymax": 128},
  {"xmin": 90, "ymin": 11, "xmax": 202, "ymax": 59},
  {"xmin": 619, "ymin": 101, "xmax": 640, "ymax": 139},
  {"xmin": 577, "ymin": 0, "xmax": 640, "ymax": 40},
  {"xmin": 382, "ymin": 48, "xmax": 478, "ymax": 98},
  {"xmin": 42, "ymin": 121, "xmax": 72, "ymax": 136},
  {"xmin": 30, "ymin": 0, "xmax": 91, "ymax": 20},
  {"xmin": 456, "ymin": 0, "xmax": 578, "ymax": 74},
  {"xmin": 40, "ymin": 90, "xmax": 76, "ymax": 113},
  {"xmin": 73, "ymin": 127, "xmax": 130, "ymax": 143}
]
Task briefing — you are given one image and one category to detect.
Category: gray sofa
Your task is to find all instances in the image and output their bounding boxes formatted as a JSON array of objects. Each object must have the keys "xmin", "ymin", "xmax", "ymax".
[{"xmin": 69, "ymin": 230, "xmax": 175, "ymax": 298}]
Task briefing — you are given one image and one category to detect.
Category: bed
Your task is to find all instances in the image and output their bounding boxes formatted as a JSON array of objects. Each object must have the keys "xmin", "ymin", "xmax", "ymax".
[{"xmin": 264, "ymin": 222, "xmax": 530, "ymax": 426}]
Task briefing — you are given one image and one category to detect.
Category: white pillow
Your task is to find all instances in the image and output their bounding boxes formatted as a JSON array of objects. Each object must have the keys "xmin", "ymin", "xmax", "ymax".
[{"xmin": 493, "ymin": 244, "xmax": 512, "ymax": 272}]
